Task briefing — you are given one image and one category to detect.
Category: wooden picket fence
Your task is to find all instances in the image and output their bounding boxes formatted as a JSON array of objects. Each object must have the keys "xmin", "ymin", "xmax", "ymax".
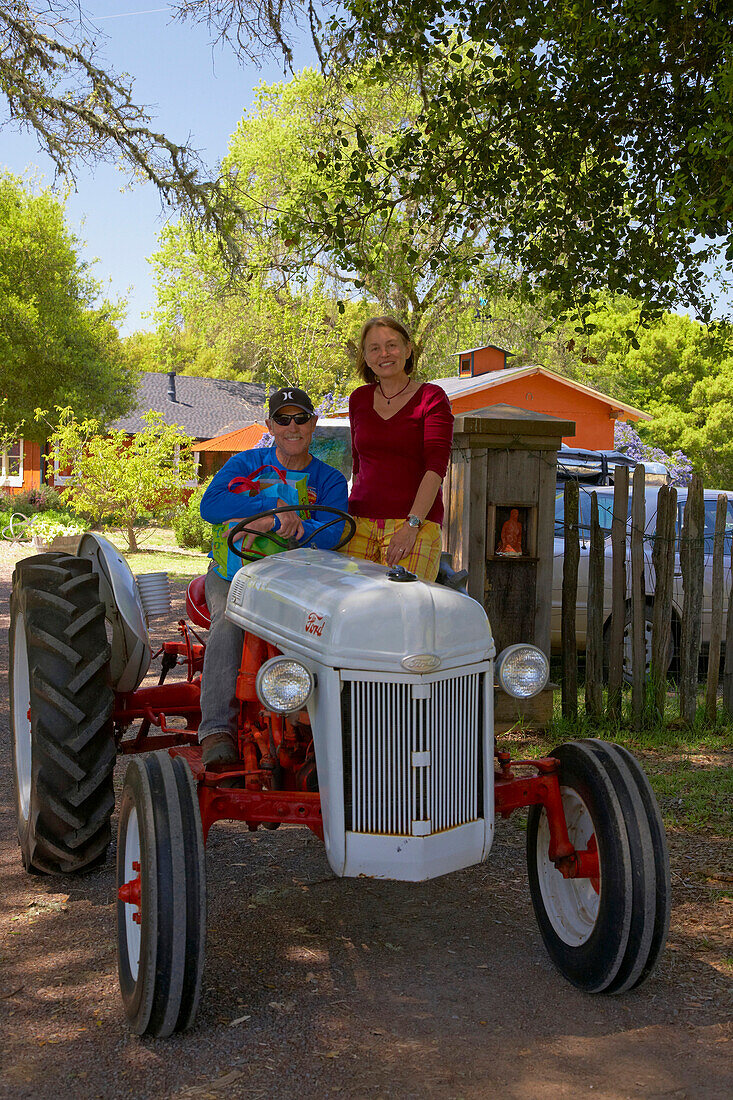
[{"xmin": 561, "ymin": 468, "xmax": 733, "ymax": 726}]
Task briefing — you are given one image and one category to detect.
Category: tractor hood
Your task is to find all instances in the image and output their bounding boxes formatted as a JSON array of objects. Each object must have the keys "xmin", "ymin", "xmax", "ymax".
[{"xmin": 225, "ymin": 549, "xmax": 494, "ymax": 673}]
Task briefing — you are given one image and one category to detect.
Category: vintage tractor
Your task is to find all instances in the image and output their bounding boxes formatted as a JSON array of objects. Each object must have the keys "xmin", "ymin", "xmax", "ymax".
[{"xmin": 9, "ymin": 506, "xmax": 670, "ymax": 1039}]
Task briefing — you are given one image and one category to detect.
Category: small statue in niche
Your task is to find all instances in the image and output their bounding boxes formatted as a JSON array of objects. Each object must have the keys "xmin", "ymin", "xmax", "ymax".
[{"xmin": 497, "ymin": 508, "xmax": 523, "ymax": 555}]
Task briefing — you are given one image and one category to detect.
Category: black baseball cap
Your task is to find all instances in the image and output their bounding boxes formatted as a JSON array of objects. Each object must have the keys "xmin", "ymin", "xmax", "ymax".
[{"xmin": 268, "ymin": 387, "xmax": 316, "ymax": 417}]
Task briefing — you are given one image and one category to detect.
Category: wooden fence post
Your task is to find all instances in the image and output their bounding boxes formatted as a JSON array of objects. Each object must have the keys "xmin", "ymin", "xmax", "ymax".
[
  {"xmin": 631, "ymin": 464, "xmax": 646, "ymax": 727},
  {"xmin": 723, "ymin": 572, "xmax": 733, "ymax": 717},
  {"xmin": 705, "ymin": 494, "xmax": 728, "ymax": 722},
  {"xmin": 651, "ymin": 484, "xmax": 676, "ymax": 721},
  {"xmin": 607, "ymin": 465, "xmax": 629, "ymax": 720},
  {"xmin": 680, "ymin": 474, "xmax": 705, "ymax": 725},
  {"xmin": 586, "ymin": 493, "xmax": 604, "ymax": 718},
  {"xmin": 562, "ymin": 480, "xmax": 579, "ymax": 721}
]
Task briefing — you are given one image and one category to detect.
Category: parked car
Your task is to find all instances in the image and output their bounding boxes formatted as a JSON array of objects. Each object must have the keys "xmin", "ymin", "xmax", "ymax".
[
  {"xmin": 556, "ymin": 446, "xmax": 668, "ymax": 487},
  {"xmin": 551, "ymin": 466, "xmax": 733, "ymax": 677}
]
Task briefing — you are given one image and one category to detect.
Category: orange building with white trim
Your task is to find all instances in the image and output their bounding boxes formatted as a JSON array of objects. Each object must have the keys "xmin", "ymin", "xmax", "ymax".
[{"xmin": 434, "ymin": 345, "xmax": 650, "ymax": 449}]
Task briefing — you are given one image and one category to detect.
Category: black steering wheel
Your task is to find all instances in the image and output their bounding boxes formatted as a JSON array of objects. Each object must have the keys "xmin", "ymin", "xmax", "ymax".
[{"xmin": 226, "ymin": 504, "xmax": 357, "ymax": 561}]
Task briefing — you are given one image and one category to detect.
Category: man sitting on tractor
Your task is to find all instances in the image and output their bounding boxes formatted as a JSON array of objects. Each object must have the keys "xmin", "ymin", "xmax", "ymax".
[{"xmin": 198, "ymin": 387, "xmax": 348, "ymax": 766}]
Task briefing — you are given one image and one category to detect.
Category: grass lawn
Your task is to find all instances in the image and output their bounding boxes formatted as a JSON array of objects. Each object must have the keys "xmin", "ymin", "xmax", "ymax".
[{"xmin": 103, "ymin": 527, "xmax": 208, "ymax": 581}]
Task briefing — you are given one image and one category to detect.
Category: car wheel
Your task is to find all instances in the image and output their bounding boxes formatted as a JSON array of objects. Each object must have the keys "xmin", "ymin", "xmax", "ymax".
[{"xmin": 604, "ymin": 600, "xmax": 674, "ymax": 685}]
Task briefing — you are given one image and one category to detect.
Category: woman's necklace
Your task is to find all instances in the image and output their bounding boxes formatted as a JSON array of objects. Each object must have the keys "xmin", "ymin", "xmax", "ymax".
[{"xmin": 377, "ymin": 378, "xmax": 411, "ymax": 405}]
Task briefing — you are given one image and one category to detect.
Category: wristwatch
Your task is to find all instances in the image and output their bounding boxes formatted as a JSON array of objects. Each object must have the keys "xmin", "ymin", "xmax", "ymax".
[{"xmin": 407, "ymin": 514, "xmax": 422, "ymax": 529}]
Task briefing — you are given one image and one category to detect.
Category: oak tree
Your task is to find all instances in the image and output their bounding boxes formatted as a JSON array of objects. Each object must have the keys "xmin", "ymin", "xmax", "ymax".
[{"xmin": 0, "ymin": 173, "xmax": 137, "ymax": 439}]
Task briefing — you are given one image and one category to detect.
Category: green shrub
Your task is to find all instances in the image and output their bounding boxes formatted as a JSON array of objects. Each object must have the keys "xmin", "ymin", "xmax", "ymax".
[
  {"xmin": 173, "ymin": 483, "xmax": 212, "ymax": 553},
  {"xmin": 32, "ymin": 506, "xmax": 84, "ymax": 526},
  {"xmin": 0, "ymin": 508, "xmax": 29, "ymax": 539},
  {"xmin": 11, "ymin": 486, "xmax": 67, "ymax": 513},
  {"xmin": 0, "ymin": 503, "xmax": 81, "ymax": 541}
]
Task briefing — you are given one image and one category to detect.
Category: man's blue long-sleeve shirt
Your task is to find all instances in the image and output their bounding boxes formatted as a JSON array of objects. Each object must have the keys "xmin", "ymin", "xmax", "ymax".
[{"xmin": 200, "ymin": 446, "xmax": 348, "ymax": 550}]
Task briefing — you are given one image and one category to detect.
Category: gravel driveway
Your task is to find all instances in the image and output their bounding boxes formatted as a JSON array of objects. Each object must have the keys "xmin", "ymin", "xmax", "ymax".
[{"xmin": 1, "ymin": 542, "xmax": 731, "ymax": 1099}]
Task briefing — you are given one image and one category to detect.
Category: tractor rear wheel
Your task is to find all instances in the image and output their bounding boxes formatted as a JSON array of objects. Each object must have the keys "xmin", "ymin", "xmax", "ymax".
[
  {"xmin": 117, "ymin": 752, "xmax": 206, "ymax": 1037},
  {"xmin": 9, "ymin": 553, "xmax": 115, "ymax": 873},
  {"xmin": 526, "ymin": 739, "xmax": 668, "ymax": 993}
]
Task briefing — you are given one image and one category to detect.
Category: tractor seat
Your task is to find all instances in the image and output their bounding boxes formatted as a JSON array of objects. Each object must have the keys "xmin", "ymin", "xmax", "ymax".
[{"xmin": 186, "ymin": 574, "xmax": 211, "ymax": 629}]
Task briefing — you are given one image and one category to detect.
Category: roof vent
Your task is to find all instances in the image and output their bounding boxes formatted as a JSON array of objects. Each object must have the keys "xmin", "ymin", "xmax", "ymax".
[{"xmin": 167, "ymin": 371, "xmax": 177, "ymax": 402}]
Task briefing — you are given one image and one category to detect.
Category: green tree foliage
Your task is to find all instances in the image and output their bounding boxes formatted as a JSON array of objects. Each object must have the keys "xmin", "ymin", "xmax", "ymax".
[
  {"xmin": 0, "ymin": 173, "xmax": 138, "ymax": 439},
  {"xmin": 152, "ymin": 64, "xmax": 515, "ymax": 388},
  {"xmin": 655, "ymin": 359, "xmax": 733, "ymax": 489},
  {"xmin": 615, "ymin": 317, "xmax": 733, "ymax": 488},
  {"xmin": 6, "ymin": 4, "xmax": 730, "ymax": 320},
  {"xmin": 120, "ymin": 330, "xmax": 160, "ymax": 374},
  {"xmin": 534, "ymin": 298, "xmax": 733, "ymax": 487},
  {"xmin": 229, "ymin": 64, "xmax": 515, "ymax": 359},
  {"xmin": 315, "ymin": 0, "xmax": 733, "ymax": 323},
  {"xmin": 152, "ymin": 208, "xmax": 366, "ymax": 398},
  {"xmin": 43, "ymin": 407, "xmax": 197, "ymax": 551},
  {"xmin": 191, "ymin": 0, "xmax": 730, "ymax": 321}
]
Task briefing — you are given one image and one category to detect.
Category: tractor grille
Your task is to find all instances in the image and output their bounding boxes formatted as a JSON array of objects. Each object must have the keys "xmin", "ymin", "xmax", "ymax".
[{"xmin": 341, "ymin": 672, "xmax": 483, "ymax": 837}]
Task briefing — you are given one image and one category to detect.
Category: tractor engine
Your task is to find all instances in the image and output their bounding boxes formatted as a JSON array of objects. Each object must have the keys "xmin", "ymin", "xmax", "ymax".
[
  {"xmin": 233, "ymin": 628, "xmax": 317, "ymax": 794},
  {"xmin": 226, "ymin": 549, "xmax": 496, "ymax": 882}
]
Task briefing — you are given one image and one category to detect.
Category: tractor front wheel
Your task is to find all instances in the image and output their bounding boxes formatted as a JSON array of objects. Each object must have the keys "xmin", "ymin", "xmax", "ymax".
[
  {"xmin": 526, "ymin": 739, "xmax": 669, "ymax": 993},
  {"xmin": 116, "ymin": 752, "xmax": 206, "ymax": 1037},
  {"xmin": 9, "ymin": 553, "xmax": 115, "ymax": 873}
]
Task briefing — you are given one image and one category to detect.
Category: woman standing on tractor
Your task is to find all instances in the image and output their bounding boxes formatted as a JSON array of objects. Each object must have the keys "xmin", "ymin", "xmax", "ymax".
[{"xmin": 345, "ymin": 316, "xmax": 454, "ymax": 582}]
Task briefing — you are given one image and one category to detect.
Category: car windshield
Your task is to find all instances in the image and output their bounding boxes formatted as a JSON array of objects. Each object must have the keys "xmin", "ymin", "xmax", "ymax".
[
  {"xmin": 556, "ymin": 487, "xmax": 733, "ymax": 553},
  {"xmin": 555, "ymin": 489, "xmax": 617, "ymax": 537},
  {"xmin": 676, "ymin": 498, "xmax": 733, "ymax": 553}
]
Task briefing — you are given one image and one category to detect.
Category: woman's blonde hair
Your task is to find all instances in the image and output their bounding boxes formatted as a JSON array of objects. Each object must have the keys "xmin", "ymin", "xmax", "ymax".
[{"xmin": 356, "ymin": 316, "xmax": 414, "ymax": 384}]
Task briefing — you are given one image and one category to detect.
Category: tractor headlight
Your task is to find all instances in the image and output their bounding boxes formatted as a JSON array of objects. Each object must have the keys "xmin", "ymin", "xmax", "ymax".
[
  {"xmin": 496, "ymin": 644, "xmax": 549, "ymax": 699},
  {"xmin": 255, "ymin": 657, "xmax": 314, "ymax": 714}
]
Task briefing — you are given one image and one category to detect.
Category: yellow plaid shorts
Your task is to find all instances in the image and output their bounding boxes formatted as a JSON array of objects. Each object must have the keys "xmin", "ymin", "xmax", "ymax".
[{"xmin": 343, "ymin": 516, "xmax": 443, "ymax": 582}]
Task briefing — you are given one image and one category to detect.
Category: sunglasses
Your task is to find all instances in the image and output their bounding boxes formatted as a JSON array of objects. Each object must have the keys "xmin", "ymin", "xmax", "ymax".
[{"xmin": 272, "ymin": 412, "xmax": 311, "ymax": 426}]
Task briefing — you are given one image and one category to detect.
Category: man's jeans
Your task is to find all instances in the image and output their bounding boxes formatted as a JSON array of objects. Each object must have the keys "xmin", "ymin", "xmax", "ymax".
[{"xmin": 198, "ymin": 568, "xmax": 243, "ymax": 742}]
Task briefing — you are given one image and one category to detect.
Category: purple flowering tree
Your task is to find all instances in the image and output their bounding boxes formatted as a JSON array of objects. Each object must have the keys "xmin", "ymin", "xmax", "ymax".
[{"xmin": 614, "ymin": 422, "xmax": 693, "ymax": 487}]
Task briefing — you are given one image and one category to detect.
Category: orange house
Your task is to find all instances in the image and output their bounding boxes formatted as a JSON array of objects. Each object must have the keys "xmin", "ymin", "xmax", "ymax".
[
  {"xmin": 436, "ymin": 345, "xmax": 650, "ymax": 449},
  {"xmin": 195, "ymin": 423, "xmax": 268, "ymax": 480},
  {"xmin": 0, "ymin": 438, "xmax": 43, "ymax": 496},
  {"xmin": 1, "ymin": 372, "xmax": 268, "ymax": 497}
]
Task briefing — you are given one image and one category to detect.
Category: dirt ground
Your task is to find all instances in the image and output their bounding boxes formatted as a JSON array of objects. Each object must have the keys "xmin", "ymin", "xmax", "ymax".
[{"xmin": 1, "ymin": 543, "xmax": 731, "ymax": 1100}]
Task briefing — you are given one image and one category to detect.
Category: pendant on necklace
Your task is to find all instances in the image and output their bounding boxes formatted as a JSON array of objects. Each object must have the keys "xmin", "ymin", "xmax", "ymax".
[{"xmin": 379, "ymin": 379, "xmax": 410, "ymax": 405}]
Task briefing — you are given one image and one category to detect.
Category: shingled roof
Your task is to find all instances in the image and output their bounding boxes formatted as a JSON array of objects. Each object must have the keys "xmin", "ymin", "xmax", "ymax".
[{"xmin": 112, "ymin": 372, "xmax": 267, "ymax": 440}]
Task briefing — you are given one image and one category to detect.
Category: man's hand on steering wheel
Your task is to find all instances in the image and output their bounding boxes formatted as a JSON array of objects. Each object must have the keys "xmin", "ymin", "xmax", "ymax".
[
  {"xmin": 227, "ymin": 499, "xmax": 304, "ymax": 552},
  {"xmin": 272, "ymin": 499, "xmax": 304, "ymax": 540},
  {"xmin": 226, "ymin": 504, "xmax": 356, "ymax": 560}
]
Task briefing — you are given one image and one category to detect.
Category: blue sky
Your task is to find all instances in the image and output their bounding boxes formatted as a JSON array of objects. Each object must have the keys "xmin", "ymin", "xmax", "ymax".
[{"xmin": 0, "ymin": 3, "xmax": 311, "ymax": 334}]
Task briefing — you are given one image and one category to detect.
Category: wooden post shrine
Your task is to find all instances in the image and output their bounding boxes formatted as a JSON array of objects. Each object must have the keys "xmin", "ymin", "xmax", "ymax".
[{"xmin": 443, "ymin": 404, "xmax": 576, "ymax": 731}]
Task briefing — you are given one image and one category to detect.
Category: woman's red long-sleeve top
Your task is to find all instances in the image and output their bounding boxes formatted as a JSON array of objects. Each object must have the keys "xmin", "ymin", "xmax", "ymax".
[{"xmin": 348, "ymin": 382, "xmax": 454, "ymax": 525}]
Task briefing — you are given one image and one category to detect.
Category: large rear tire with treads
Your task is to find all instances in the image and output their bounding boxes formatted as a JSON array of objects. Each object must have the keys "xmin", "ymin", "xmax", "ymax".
[{"xmin": 10, "ymin": 553, "xmax": 115, "ymax": 873}]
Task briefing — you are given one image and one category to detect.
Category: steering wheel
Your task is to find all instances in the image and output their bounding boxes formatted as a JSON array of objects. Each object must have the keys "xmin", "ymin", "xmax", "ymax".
[{"xmin": 226, "ymin": 504, "xmax": 357, "ymax": 561}]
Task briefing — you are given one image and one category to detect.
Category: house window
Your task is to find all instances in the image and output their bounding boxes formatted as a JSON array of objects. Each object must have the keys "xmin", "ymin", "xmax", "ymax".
[
  {"xmin": 173, "ymin": 444, "xmax": 200, "ymax": 488},
  {"xmin": 53, "ymin": 454, "xmax": 73, "ymax": 485},
  {"xmin": 0, "ymin": 439, "xmax": 24, "ymax": 487},
  {"xmin": 459, "ymin": 356, "xmax": 472, "ymax": 376}
]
